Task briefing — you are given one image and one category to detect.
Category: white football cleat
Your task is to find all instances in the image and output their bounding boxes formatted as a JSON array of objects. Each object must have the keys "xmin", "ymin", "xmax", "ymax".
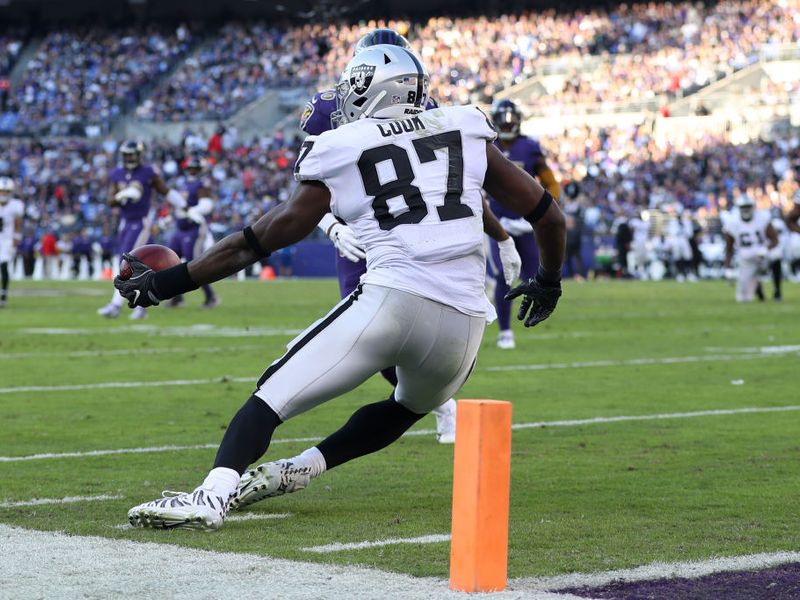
[
  {"xmin": 497, "ymin": 330, "xmax": 516, "ymax": 350},
  {"xmin": 432, "ymin": 399, "xmax": 456, "ymax": 444},
  {"xmin": 97, "ymin": 303, "xmax": 120, "ymax": 318},
  {"xmin": 230, "ymin": 459, "xmax": 311, "ymax": 510},
  {"xmin": 129, "ymin": 306, "xmax": 147, "ymax": 320},
  {"xmin": 128, "ymin": 487, "xmax": 229, "ymax": 531}
]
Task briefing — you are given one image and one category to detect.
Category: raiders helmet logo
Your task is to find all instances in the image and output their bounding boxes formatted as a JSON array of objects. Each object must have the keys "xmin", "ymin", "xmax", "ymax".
[{"xmin": 350, "ymin": 64, "xmax": 376, "ymax": 96}]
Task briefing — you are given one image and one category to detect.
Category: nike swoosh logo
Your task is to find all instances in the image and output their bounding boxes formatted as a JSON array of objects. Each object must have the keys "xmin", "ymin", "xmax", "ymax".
[{"xmin": 132, "ymin": 290, "xmax": 141, "ymax": 305}]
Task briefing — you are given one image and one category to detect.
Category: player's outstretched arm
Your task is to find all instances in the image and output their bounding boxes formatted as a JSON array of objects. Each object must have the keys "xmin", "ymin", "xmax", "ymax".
[
  {"xmin": 115, "ymin": 182, "xmax": 330, "ymax": 308},
  {"xmin": 483, "ymin": 143, "xmax": 566, "ymax": 327}
]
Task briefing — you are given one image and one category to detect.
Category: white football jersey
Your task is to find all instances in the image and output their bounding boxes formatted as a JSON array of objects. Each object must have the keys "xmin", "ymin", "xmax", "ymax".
[
  {"xmin": 0, "ymin": 198, "xmax": 24, "ymax": 246},
  {"xmin": 295, "ymin": 105, "xmax": 497, "ymax": 318},
  {"xmin": 631, "ymin": 218, "xmax": 650, "ymax": 245},
  {"xmin": 723, "ymin": 209, "xmax": 771, "ymax": 260}
]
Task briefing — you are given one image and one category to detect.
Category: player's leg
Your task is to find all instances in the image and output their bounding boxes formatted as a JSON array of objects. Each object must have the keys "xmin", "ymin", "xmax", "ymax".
[
  {"xmin": 188, "ymin": 226, "xmax": 218, "ymax": 307},
  {"xmin": 98, "ymin": 220, "xmax": 145, "ymax": 317},
  {"xmin": 770, "ymin": 258, "xmax": 782, "ymax": 301},
  {"xmin": 232, "ymin": 291, "xmax": 485, "ymax": 511},
  {"xmin": 490, "ymin": 238, "xmax": 513, "ymax": 348},
  {"xmin": 0, "ymin": 260, "xmax": 9, "ymax": 307},
  {"xmin": 737, "ymin": 261, "xmax": 757, "ymax": 302},
  {"xmin": 130, "ymin": 285, "xmax": 398, "ymax": 526}
]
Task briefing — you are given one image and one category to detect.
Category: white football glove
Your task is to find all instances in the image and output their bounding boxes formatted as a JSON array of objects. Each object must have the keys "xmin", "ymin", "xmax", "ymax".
[
  {"xmin": 497, "ymin": 238, "xmax": 522, "ymax": 286},
  {"xmin": 114, "ymin": 186, "xmax": 142, "ymax": 204},
  {"xmin": 329, "ymin": 222, "xmax": 366, "ymax": 262},
  {"xmin": 186, "ymin": 206, "xmax": 205, "ymax": 225},
  {"xmin": 499, "ymin": 216, "xmax": 534, "ymax": 237}
]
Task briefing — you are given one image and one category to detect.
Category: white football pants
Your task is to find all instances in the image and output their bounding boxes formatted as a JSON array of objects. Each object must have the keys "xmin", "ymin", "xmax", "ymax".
[
  {"xmin": 254, "ymin": 284, "xmax": 485, "ymax": 419},
  {"xmin": 736, "ymin": 258, "xmax": 763, "ymax": 302}
]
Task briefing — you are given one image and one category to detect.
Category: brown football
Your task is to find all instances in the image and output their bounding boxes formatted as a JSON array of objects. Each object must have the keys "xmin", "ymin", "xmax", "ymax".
[{"xmin": 118, "ymin": 244, "xmax": 181, "ymax": 281}]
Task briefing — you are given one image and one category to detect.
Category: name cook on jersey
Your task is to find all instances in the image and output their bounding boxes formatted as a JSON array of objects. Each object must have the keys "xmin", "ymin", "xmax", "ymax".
[{"xmin": 377, "ymin": 116, "xmax": 426, "ymax": 137}]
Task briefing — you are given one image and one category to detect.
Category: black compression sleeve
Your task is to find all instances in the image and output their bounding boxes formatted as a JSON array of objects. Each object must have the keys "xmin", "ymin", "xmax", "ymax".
[
  {"xmin": 152, "ymin": 262, "xmax": 199, "ymax": 300},
  {"xmin": 524, "ymin": 190, "xmax": 554, "ymax": 226},
  {"xmin": 243, "ymin": 226, "xmax": 270, "ymax": 258}
]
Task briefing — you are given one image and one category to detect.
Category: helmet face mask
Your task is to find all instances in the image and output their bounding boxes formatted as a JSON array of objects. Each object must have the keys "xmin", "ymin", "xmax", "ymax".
[
  {"xmin": 186, "ymin": 157, "xmax": 203, "ymax": 178},
  {"xmin": 120, "ymin": 140, "xmax": 145, "ymax": 170},
  {"xmin": 736, "ymin": 196, "xmax": 755, "ymax": 221},
  {"xmin": 332, "ymin": 45, "xmax": 429, "ymax": 127},
  {"xmin": 492, "ymin": 100, "xmax": 522, "ymax": 141}
]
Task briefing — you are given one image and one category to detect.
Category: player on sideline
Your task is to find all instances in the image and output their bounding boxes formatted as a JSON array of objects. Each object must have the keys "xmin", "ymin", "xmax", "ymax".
[
  {"xmin": 0, "ymin": 177, "xmax": 24, "ymax": 308},
  {"xmin": 301, "ymin": 28, "xmax": 521, "ymax": 442},
  {"xmin": 167, "ymin": 157, "xmax": 218, "ymax": 308},
  {"xmin": 116, "ymin": 45, "xmax": 565, "ymax": 530},
  {"xmin": 786, "ymin": 189, "xmax": 800, "ymax": 233},
  {"xmin": 97, "ymin": 140, "xmax": 189, "ymax": 320},
  {"xmin": 723, "ymin": 195, "xmax": 778, "ymax": 302},
  {"xmin": 488, "ymin": 99, "xmax": 561, "ymax": 349}
]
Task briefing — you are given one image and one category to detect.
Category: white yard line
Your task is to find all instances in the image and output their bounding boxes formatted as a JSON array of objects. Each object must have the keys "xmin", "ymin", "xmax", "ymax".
[
  {"xmin": 2, "ymin": 405, "xmax": 798, "ymax": 464},
  {"xmin": 485, "ymin": 349, "xmax": 800, "ymax": 372},
  {"xmin": 0, "ymin": 494, "xmax": 122, "ymax": 508},
  {"xmin": 0, "ymin": 344, "xmax": 266, "ymax": 361},
  {"xmin": 0, "ymin": 524, "xmax": 576, "ymax": 600},
  {"xmin": 0, "ymin": 376, "xmax": 256, "ymax": 394},
  {"xmin": 19, "ymin": 324, "xmax": 302, "ymax": 337},
  {"xmin": 513, "ymin": 550, "xmax": 800, "ymax": 593},
  {"xmin": 302, "ymin": 534, "xmax": 452, "ymax": 554}
]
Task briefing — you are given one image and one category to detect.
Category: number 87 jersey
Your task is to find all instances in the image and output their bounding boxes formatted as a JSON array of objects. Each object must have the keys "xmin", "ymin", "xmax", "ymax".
[{"xmin": 295, "ymin": 104, "xmax": 498, "ymax": 319}]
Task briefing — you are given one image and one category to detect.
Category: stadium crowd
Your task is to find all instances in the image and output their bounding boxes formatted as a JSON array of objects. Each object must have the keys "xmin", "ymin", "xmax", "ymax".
[{"xmin": 0, "ymin": 0, "xmax": 797, "ymax": 128}]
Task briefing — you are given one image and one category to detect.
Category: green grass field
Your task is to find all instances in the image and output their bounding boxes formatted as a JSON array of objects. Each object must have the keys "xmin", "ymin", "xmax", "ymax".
[{"xmin": 0, "ymin": 279, "xmax": 798, "ymax": 580}]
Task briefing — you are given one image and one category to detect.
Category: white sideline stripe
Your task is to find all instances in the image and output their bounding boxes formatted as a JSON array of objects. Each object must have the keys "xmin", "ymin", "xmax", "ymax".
[
  {"xmin": 4, "ymin": 346, "xmax": 798, "ymax": 394},
  {"xmin": 514, "ymin": 550, "xmax": 800, "ymax": 593},
  {"xmin": 302, "ymin": 534, "xmax": 452, "ymax": 553},
  {"xmin": 485, "ymin": 349, "xmax": 800, "ymax": 372},
  {"xmin": 2, "ymin": 525, "xmax": 566, "ymax": 600},
  {"xmin": 0, "ymin": 494, "xmax": 122, "ymax": 508},
  {"xmin": 113, "ymin": 512, "xmax": 292, "ymax": 529},
  {"xmin": 2, "ymin": 405, "xmax": 798, "ymax": 463},
  {"xmin": 0, "ymin": 344, "xmax": 266, "ymax": 360},
  {"xmin": 19, "ymin": 325, "xmax": 302, "ymax": 337}
]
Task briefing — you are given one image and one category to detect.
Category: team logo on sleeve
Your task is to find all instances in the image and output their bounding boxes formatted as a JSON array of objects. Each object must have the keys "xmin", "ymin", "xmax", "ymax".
[
  {"xmin": 300, "ymin": 102, "xmax": 315, "ymax": 129},
  {"xmin": 350, "ymin": 64, "xmax": 376, "ymax": 95}
]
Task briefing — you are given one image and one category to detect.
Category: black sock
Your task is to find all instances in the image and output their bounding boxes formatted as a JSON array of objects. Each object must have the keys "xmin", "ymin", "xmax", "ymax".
[
  {"xmin": 0, "ymin": 262, "xmax": 8, "ymax": 300},
  {"xmin": 213, "ymin": 395, "xmax": 283, "ymax": 474},
  {"xmin": 756, "ymin": 282, "xmax": 765, "ymax": 301},
  {"xmin": 317, "ymin": 396, "xmax": 426, "ymax": 470},
  {"xmin": 380, "ymin": 367, "xmax": 398, "ymax": 387},
  {"xmin": 771, "ymin": 260, "xmax": 782, "ymax": 298}
]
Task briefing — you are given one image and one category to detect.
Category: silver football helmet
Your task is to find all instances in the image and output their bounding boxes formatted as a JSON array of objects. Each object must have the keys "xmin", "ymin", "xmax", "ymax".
[
  {"xmin": 332, "ymin": 44, "xmax": 430, "ymax": 127},
  {"xmin": 0, "ymin": 176, "xmax": 14, "ymax": 205}
]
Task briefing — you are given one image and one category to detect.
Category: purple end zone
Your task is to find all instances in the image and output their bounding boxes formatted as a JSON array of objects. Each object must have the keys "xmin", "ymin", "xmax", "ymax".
[{"xmin": 561, "ymin": 562, "xmax": 800, "ymax": 600}]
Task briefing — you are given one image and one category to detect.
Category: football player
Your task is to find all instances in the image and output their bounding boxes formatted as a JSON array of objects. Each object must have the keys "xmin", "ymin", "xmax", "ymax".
[
  {"xmin": 301, "ymin": 28, "xmax": 521, "ymax": 442},
  {"xmin": 786, "ymin": 188, "xmax": 800, "ymax": 234},
  {"xmin": 97, "ymin": 140, "xmax": 189, "ymax": 319},
  {"xmin": 488, "ymin": 99, "xmax": 561, "ymax": 349},
  {"xmin": 116, "ymin": 44, "xmax": 565, "ymax": 530},
  {"xmin": 0, "ymin": 177, "xmax": 24, "ymax": 308},
  {"xmin": 167, "ymin": 157, "xmax": 218, "ymax": 308},
  {"xmin": 723, "ymin": 195, "xmax": 779, "ymax": 302}
]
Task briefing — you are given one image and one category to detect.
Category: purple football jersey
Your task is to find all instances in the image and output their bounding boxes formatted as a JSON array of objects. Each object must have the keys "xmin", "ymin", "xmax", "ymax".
[
  {"xmin": 109, "ymin": 164, "xmax": 157, "ymax": 220},
  {"xmin": 176, "ymin": 178, "xmax": 207, "ymax": 231},
  {"xmin": 489, "ymin": 137, "xmax": 544, "ymax": 218}
]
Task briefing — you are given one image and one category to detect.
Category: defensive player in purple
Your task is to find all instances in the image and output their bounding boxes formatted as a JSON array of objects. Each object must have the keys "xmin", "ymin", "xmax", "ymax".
[
  {"xmin": 301, "ymin": 29, "xmax": 521, "ymax": 443},
  {"xmin": 489, "ymin": 99, "xmax": 561, "ymax": 349},
  {"xmin": 97, "ymin": 140, "xmax": 189, "ymax": 320},
  {"xmin": 167, "ymin": 157, "xmax": 218, "ymax": 309}
]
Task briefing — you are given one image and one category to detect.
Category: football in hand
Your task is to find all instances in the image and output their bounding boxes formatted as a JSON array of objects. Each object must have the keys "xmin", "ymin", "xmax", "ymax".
[{"xmin": 118, "ymin": 244, "xmax": 181, "ymax": 281}]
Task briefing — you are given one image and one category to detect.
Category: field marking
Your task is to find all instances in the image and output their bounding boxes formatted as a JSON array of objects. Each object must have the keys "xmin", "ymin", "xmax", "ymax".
[
  {"xmin": 3, "ymin": 525, "xmax": 568, "ymax": 600},
  {"xmin": 2, "ymin": 405, "xmax": 798, "ymax": 464},
  {"xmin": 3, "ymin": 346, "xmax": 798, "ymax": 395},
  {"xmin": 485, "ymin": 348, "xmax": 800, "ymax": 372},
  {"xmin": 302, "ymin": 534, "xmax": 452, "ymax": 554},
  {"xmin": 19, "ymin": 324, "xmax": 303, "ymax": 337},
  {"xmin": 515, "ymin": 550, "xmax": 800, "ymax": 593},
  {"xmin": 0, "ymin": 344, "xmax": 267, "ymax": 361},
  {"xmin": 0, "ymin": 494, "xmax": 122, "ymax": 508}
]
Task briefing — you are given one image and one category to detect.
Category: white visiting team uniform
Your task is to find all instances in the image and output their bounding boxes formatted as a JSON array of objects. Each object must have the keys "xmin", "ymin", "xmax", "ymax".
[
  {"xmin": 723, "ymin": 209, "xmax": 771, "ymax": 302},
  {"xmin": 629, "ymin": 216, "xmax": 651, "ymax": 277},
  {"xmin": 0, "ymin": 198, "xmax": 24, "ymax": 262},
  {"xmin": 254, "ymin": 105, "xmax": 496, "ymax": 419}
]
